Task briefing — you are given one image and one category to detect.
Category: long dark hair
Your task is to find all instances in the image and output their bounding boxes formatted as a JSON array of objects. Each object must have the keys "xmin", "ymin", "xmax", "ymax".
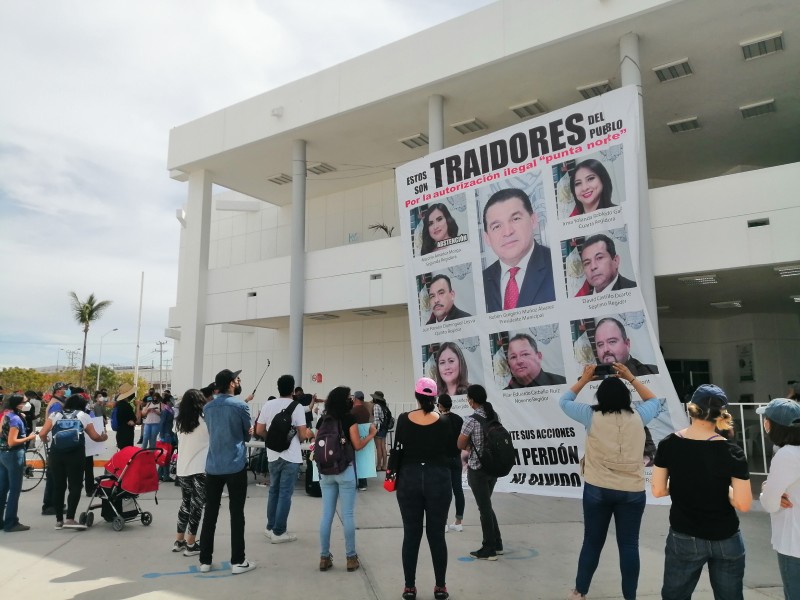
[
  {"xmin": 591, "ymin": 377, "xmax": 633, "ymax": 414},
  {"xmin": 435, "ymin": 341, "xmax": 469, "ymax": 395},
  {"xmin": 176, "ymin": 389, "xmax": 205, "ymax": 434},
  {"xmin": 325, "ymin": 386, "xmax": 351, "ymax": 420},
  {"xmin": 421, "ymin": 203, "xmax": 459, "ymax": 255},
  {"xmin": 467, "ymin": 384, "xmax": 497, "ymax": 421},
  {"xmin": 414, "ymin": 392, "xmax": 436, "ymax": 414},
  {"xmin": 569, "ymin": 159, "xmax": 615, "ymax": 214}
]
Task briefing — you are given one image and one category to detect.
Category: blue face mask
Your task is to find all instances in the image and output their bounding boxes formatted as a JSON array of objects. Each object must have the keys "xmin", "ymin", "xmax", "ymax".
[{"xmin": 63, "ymin": 388, "xmax": 72, "ymax": 398}]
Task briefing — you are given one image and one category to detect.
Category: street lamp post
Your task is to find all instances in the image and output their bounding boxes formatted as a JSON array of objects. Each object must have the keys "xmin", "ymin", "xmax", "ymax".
[{"xmin": 96, "ymin": 328, "xmax": 119, "ymax": 392}]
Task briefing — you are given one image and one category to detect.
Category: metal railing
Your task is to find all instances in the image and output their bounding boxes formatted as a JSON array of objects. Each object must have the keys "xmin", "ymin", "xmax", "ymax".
[{"xmin": 727, "ymin": 402, "xmax": 772, "ymax": 476}]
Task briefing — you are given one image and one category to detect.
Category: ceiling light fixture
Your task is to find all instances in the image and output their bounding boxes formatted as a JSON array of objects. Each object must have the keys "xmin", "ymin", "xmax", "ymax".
[
  {"xmin": 267, "ymin": 173, "xmax": 293, "ymax": 185},
  {"xmin": 740, "ymin": 32, "xmax": 784, "ymax": 60},
  {"xmin": 399, "ymin": 133, "xmax": 429, "ymax": 149},
  {"xmin": 577, "ymin": 80, "xmax": 612, "ymax": 99},
  {"xmin": 740, "ymin": 99, "xmax": 776, "ymax": 119},
  {"xmin": 352, "ymin": 309, "xmax": 387, "ymax": 317},
  {"xmin": 667, "ymin": 117, "xmax": 700, "ymax": 133},
  {"xmin": 451, "ymin": 118, "xmax": 487, "ymax": 134},
  {"xmin": 710, "ymin": 301, "xmax": 742, "ymax": 309},
  {"xmin": 678, "ymin": 274, "xmax": 717, "ymax": 286},
  {"xmin": 307, "ymin": 314, "xmax": 339, "ymax": 321},
  {"xmin": 652, "ymin": 58, "xmax": 693, "ymax": 82},
  {"xmin": 791, "ymin": 295, "xmax": 800, "ymax": 303},
  {"xmin": 307, "ymin": 162, "xmax": 337, "ymax": 175},
  {"xmin": 509, "ymin": 100, "xmax": 547, "ymax": 119},
  {"xmin": 775, "ymin": 265, "xmax": 800, "ymax": 277}
]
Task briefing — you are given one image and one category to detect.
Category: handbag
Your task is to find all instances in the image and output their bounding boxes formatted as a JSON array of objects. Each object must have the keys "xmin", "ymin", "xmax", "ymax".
[{"xmin": 384, "ymin": 436, "xmax": 403, "ymax": 492}]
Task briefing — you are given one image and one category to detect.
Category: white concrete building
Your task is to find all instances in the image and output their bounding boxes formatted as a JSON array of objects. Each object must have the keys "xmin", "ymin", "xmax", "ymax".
[{"xmin": 166, "ymin": 0, "xmax": 800, "ymax": 411}]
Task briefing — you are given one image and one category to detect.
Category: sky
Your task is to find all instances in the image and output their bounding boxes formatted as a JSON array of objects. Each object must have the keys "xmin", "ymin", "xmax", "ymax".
[{"xmin": 0, "ymin": 0, "xmax": 494, "ymax": 372}]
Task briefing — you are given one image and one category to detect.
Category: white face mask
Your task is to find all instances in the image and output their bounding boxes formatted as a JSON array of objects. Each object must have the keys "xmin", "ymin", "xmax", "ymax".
[{"xmin": 20, "ymin": 402, "xmax": 32, "ymax": 412}]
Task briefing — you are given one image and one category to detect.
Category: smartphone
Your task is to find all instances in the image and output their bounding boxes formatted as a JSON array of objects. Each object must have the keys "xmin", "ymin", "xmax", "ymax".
[{"xmin": 594, "ymin": 364, "xmax": 615, "ymax": 379}]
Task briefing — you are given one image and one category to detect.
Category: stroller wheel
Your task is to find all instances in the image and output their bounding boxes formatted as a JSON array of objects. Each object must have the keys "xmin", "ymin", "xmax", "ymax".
[
  {"xmin": 86, "ymin": 512, "xmax": 94, "ymax": 528},
  {"xmin": 79, "ymin": 512, "xmax": 87, "ymax": 525},
  {"xmin": 141, "ymin": 512, "xmax": 153, "ymax": 526},
  {"xmin": 112, "ymin": 516, "xmax": 125, "ymax": 531}
]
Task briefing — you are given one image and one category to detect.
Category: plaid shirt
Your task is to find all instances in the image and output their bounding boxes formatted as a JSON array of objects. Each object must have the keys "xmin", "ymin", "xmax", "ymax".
[{"xmin": 461, "ymin": 406, "xmax": 488, "ymax": 470}]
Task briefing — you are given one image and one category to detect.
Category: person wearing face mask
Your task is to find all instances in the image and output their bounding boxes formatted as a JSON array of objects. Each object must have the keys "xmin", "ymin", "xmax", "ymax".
[
  {"xmin": 41, "ymin": 381, "xmax": 68, "ymax": 516},
  {"xmin": 0, "ymin": 394, "xmax": 38, "ymax": 532}
]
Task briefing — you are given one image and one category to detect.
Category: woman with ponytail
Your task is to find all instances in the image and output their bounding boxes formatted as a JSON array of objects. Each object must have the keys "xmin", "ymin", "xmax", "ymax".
[
  {"xmin": 395, "ymin": 377, "xmax": 452, "ymax": 600},
  {"xmin": 652, "ymin": 384, "xmax": 752, "ymax": 600},
  {"xmin": 457, "ymin": 384, "xmax": 503, "ymax": 561}
]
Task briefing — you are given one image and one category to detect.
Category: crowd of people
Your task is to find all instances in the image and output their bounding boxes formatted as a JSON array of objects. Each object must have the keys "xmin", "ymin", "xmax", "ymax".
[{"xmin": 0, "ymin": 373, "xmax": 798, "ymax": 599}]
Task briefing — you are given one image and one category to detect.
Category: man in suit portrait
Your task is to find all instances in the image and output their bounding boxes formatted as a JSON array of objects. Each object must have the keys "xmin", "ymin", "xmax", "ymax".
[
  {"xmin": 482, "ymin": 188, "xmax": 556, "ymax": 312},
  {"xmin": 593, "ymin": 317, "xmax": 658, "ymax": 376},
  {"xmin": 425, "ymin": 274, "xmax": 471, "ymax": 324},
  {"xmin": 575, "ymin": 233, "xmax": 637, "ymax": 296},
  {"xmin": 504, "ymin": 333, "xmax": 567, "ymax": 389}
]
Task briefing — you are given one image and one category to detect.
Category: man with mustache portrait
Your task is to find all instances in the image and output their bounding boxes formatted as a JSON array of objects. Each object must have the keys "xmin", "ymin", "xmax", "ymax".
[
  {"xmin": 593, "ymin": 317, "xmax": 658, "ymax": 376},
  {"xmin": 426, "ymin": 274, "xmax": 471, "ymax": 324}
]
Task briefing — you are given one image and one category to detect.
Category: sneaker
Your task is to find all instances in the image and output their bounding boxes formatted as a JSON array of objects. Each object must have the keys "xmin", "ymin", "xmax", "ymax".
[
  {"xmin": 346, "ymin": 555, "xmax": 360, "ymax": 572},
  {"xmin": 567, "ymin": 590, "xmax": 587, "ymax": 600},
  {"xmin": 41, "ymin": 507, "xmax": 56, "ymax": 516},
  {"xmin": 448, "ymin": 522, "xmax": 463, "ymax": 532},
  {"xmin": 199, "ymin": 563, "xmax": 212, "ymax": 573},
  {"xmin": 358, "ymin": 486, "xmax": 367, "ymax": 491},
  {"xmin": 319, "ymin": 554, "xmax": 333, "ymax": 571},
  {"xmin": 255, "ymin": 482, "xmax": 268, "ymax": 488},
  {"xmin": 172, "ymin": 540, "xmax": 187, "ymax": 553},
  {"xmin": 470, "ymin": 547, "xmax": 497, "ymax": 561},
  {"xmin": 5, "ymin": 523, "xmax": 30, "ymax": 532},
  {"xmin": 270, "ymin": 531, "xmax": 297, "ymax": 544},
  {"xmin": 183, "ymin": 542, "xmax": 201, "ymax": 557},
  {"xmin": 63, "ymin": 520, "xmax": 87, "ymax": 530},
  {"xmin": 496, "ymin": 544, "xmax": 504, "ymax": 555},
  {"xmin": 434, "ymin": 586, "xmax": 449, "ymax": 600},
  {"xmin": 402, "ymin": 587, "xmax": 417, "ymax": 600},
  {"xmin": 263, "ymin": 528, "xmax": 273, "ymax": 540},
  {"xmin": 54, "ymin": 522, "xmax": 64, "ymax": 530},
  {"xmin": 231, "ymin": 560, "xmax": 256, "ymax": 575}
]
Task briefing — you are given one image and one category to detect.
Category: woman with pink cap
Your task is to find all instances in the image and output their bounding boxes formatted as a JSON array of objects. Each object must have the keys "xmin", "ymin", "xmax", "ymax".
[{"xmin": 393, "ymin": 377, "xmax": 452, "ymax": 600}]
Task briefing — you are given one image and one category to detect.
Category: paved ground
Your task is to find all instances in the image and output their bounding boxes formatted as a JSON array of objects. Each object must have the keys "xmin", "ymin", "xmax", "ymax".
[{"xmin": 0, "ymin": 468, "xmax": 786, "ymax": 600}]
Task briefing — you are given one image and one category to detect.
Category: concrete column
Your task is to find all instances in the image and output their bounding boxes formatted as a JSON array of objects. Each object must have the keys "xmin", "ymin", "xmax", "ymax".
[
  {"xmin": 620, "ymin": 32, "xmax": 659, "ymax": 340},
  {"xmin": 289, "ymin": 139, "xmax": 307, "ymax": 382},
  {"xmin": 172, "ymin": 169, "xmax": 212, "ymax": 392},
  {"xmin": 428, "ymin": 94, "xmax": 444, "ymax": 153}
]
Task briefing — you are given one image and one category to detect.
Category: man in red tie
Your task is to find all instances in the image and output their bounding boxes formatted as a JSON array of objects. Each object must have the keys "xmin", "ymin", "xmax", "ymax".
[{"xmin": 481, "ymin": 188, "xmax": 556, "ymax": 313}]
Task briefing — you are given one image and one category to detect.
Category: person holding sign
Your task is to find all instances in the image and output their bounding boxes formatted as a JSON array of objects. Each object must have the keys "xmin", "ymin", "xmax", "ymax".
[
  {"xmin": 575, "ymin": 234, "xmax": 636, "ymax": 296},
  {"xmin": 559, "ymin": 363, "xmax": 660, "ymax": 600},
  {"xmin": 481, "ymin": 188, "xmax": 555, "ymax": 313},
  {"xmin": 568, "ymin": 159, "xmax": 616, "ymax": 217},
  {"xmin": 421, "ymin": 204, "xmax": 460, "ymax": 255}
]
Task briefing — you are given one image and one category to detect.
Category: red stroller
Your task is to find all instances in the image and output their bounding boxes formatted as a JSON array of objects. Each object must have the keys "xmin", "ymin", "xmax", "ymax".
[{"xmin": 79, "ymin": 446, "xmax": 163, "ymax": 531}]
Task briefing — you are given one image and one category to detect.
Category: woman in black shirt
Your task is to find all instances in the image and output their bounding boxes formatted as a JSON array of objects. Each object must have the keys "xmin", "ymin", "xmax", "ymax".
[
  {"xmin": 652, "ymin": 384, "xmax": 752, "ymax": 600},
  {"xmin": 394, "ymin": 377, "xmax": 451, "ymax": 600}
]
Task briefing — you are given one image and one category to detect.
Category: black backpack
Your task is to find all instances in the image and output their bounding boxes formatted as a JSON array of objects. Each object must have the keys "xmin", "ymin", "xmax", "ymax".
[
  {"xmin": 380, "ymin": 404, "xmax": 395, "ymax": 433},
  {"xmin": 313, "ymin": 415, "xmax": 354, "ymax": 475},
  {"xmin": 472, "ymin": 413, "xmax": 515, "ymax": 477},
  {"xmin": 265, "ymin": 400, "xmax": 300, "ymax": 452}
]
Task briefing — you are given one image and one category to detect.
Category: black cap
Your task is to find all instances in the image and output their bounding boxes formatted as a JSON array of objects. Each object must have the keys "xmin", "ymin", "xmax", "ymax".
[
  {"xmin": 214, "ymin": 369, "xmax": 241, "ymax": 392},
  {"xmin": 200, "ymin": 382, "xmax": 217, "ymax": 397}
]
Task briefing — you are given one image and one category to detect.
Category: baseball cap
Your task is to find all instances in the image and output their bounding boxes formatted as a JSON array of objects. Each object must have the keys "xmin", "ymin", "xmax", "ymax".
[
  {"xmin": 689, "ymin": 384, "xmax": 728, "ymax": 410},
  {"xmin": 200, "ymin": 382, "xmax": 217, "ymax": 397},
  {"xmin": 353, "ymin": 391, "xmax": 365, "ymax": 401},
  {"xmin": 415, "ymin": 377, "xmax": 437, "ymax": 397},
  {"xmin": 51, "ymin": 381, "xmax": 68, "ymax": 393},
  {"xmin": 214, "ymin": 369, "xmax": 241, "ymax": 391},
  {"xmin": 756, "ymin": 398, "xmax": 800, "ymax": 427}
]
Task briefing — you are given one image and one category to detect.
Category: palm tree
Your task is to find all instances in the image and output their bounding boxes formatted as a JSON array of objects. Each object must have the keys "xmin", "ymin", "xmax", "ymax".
[{"xmin": 69, "ymin": 292, "xmax": 112, "ymax": 387}]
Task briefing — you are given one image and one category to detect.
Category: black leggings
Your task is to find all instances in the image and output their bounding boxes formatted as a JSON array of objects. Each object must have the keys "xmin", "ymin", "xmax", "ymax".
[
  {"xmin": 49, "ymin": 449, "xmax": 84, "ymax": 522},
  {"xmin": 396, "ymin": 462, "xmax": 452, "ymax": 588}
]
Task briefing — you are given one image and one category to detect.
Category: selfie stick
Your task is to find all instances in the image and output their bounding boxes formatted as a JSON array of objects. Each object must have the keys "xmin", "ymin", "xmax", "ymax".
[{"xmin": 252, "ymin": 359, "xmax": 271, "ymax": 395}]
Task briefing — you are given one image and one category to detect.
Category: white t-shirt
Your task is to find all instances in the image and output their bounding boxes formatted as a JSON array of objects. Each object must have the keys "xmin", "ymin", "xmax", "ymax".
[
  {"xmin": 177, "ymin": 418, "xmax": 210, "ymax": 477},
  {"xmin": 48, "ymin": 410, "xmax": 94, "ymax": 445},
  {"xmin": 760, "ymin": 444, "xmax": 800, "ymax": 558},
  {"xmin": 257, "ymin": 398, "xmax": 306, "ymax": 464}
]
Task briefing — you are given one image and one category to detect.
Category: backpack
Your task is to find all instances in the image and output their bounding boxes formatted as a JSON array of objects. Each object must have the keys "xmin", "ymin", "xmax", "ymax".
[
  {"xmin": 472, "ymin": 413, "xmax": 515, "ymax": 477},
  {"xmin": 51, "ymin": 410, "xmax": 85, "ymax": 452},
  {"xmin": 379, "ymin": 404, "xmax": 395, "ymax": 433},
  {"xmin": 110, "ymin": 405, "xmax": 119, "ymax": 431},
  {"xmin": 313, "ymin": 415, "xmax": 354, "ymax": 475},
  {"xmin": 265, "ymin": 400, "xmax": 300, "ymax": 452}
]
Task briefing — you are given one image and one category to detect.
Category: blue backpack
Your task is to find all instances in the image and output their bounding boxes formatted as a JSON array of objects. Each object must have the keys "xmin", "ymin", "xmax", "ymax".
[
  {"xmin": 110, "ymin": 405, "xmax": 119, "ymax": 431},
  {"xmin": 51, "ymin": 411, "xmax": 85, "ymax": 452}
]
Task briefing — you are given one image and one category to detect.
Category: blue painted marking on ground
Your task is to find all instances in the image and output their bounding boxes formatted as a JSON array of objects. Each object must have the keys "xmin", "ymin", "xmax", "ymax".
[
  {"xmin": 142, "ymin": 562, "xmax": 232, "ymax": 578},
  {"xmin": 457, "ymin": 547, "xmax": 538, "ymax": 562}
]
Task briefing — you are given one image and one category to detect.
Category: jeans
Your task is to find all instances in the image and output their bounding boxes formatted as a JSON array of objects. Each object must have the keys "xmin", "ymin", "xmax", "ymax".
[
  {"xmin": 199, "ymin": 468, "xmax": 248, "ymax": 565},
  {"xmin": 49, "ymin": 449, "xmax": 84, "ymax": 522},
  {"xmin": 575, "ymin": 482, "xmax": 646, "ymax": 599},
  {"xmin": 267, "ymin": 458, "xmax": 300, "ymax": 536},
  {"xmin": 662, "ymin": 528, "xmax": 746, "ymax": 600},
  {"xmin": 467, "ymin": 467, "xmax": 501, "ymax": 552},
  {"xmin": 0, "ymin": 449, "xmax": 25, "ymax": 530},
  {"xmin": 142, "ymin": 423, "xmax": 159, "ymax": 449},
  {"xmin": 777, "ymin": 552, "xmax": 800, "ymax": 600},
  {"xmin": 397, "ymin": 462, "xmax": 452, "ymax": 587},
  {"xmin": 319, "ymin": 464, "xmax": 357, "ymax": 558},
  {"xmin": 447, "ymin": 456, "xmax": 465, "ymax": 519}
]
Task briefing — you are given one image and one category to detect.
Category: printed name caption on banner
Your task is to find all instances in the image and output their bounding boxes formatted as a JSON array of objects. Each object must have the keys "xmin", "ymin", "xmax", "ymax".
[
  {"xmin": 579, "ymin": 290, "xmax": 633, "ymax": 310},
  {"xmin": 509, "ymin": 387, "xmax": 563, "ymax": 403}
]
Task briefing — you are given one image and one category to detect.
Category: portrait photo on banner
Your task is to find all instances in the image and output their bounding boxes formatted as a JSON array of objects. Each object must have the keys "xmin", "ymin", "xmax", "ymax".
[
  {"xmin": 476, "ymin": 172, "xmax": 556, "ymax": 314},
  {"xmin": 551, "ymin": 145, "xmax": 626, "ymax": 221},
  {"xmin": 410, "ymin": 192, "xmax": 469, "ymax": 257},
  {"xmin": 489, "ymin": 324, "xmax": 566, "ymax": 390},
  {"xmin": 422, "ymin": 336, "xmax": 482, "ymax": 397},
  {"xmin": 560, "ymin": 226, "xmax": 637, "ymax": 297},
  {"xmin": 569, "ymin": 311, "xmax": 660, "ymax": 376},
  {"xmin": 416, "ymin": 263, "xmax": 476, "ymax": 327}
]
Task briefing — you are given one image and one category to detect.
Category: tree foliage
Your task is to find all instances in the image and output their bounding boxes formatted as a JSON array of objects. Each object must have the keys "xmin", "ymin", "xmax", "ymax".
[{"xmin": 69, "ymin": 291, "xmax": 112, "ymax": 387}]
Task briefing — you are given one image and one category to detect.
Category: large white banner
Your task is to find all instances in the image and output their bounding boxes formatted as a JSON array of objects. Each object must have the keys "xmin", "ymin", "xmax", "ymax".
[{"xmin": 396, "ymin": 86, "xmax": 687, "ymax": 498}]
